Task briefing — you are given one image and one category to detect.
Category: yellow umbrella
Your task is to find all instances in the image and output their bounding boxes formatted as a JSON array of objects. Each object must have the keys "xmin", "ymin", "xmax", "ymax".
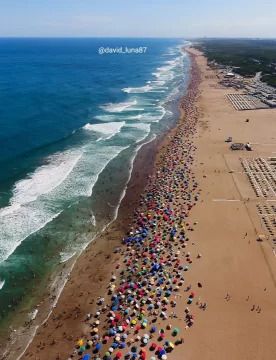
[
  {"xmin": 131, "ymin": 319, "xmax": 137, "ymax": 325},
  {"xmin": 77, "ymin": 339, "xmax": 84, "ymax": 346},
  {"xmin": 169, "ymin": 342, "xmax": 175, "ymax": 349}
]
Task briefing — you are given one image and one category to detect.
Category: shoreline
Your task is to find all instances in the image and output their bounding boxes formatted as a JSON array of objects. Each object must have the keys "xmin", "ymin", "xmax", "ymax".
[{"xmin": 0, "ymin": 48, "xmax": 194, "ymax": 360}]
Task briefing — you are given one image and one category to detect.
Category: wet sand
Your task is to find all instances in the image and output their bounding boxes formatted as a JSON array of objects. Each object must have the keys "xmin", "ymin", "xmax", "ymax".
[{"xmin": 3, "ymin": 49, "xmax": 276, "ymax": 360}]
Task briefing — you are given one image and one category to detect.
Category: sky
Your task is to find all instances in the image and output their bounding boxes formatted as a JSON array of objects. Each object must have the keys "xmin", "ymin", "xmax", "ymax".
[{"xmin": 1, "ymin": 0, "xmax": 276, "ymax": 38}]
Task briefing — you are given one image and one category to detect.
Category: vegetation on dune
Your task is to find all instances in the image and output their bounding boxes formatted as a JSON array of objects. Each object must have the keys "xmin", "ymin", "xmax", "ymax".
[{"xmin": 194, "ymin": 39, "xmax": 276, "ymax": 86}]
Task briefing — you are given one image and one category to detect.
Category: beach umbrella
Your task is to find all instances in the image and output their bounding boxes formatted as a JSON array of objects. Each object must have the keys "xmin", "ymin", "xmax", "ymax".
[
  {"xmin": 120, "ymin": 342, "xmax": 126, "ymax": 349},
  {"xmin": 122, "ymin": 334, "xmax": 128, "ymax": 339},
  {"xmin": 88, "ymin": 340, "xmax": 93, "ymax": 346},
  {"xmin": 132, "ymin": 354, "xmax": 138, "ymax": 359},
  {"xmin": 115, "ymin": 336, "xmax": 120, "ymax": 342},
  {"xmin": 104, "ymin": 336, "xmax": 109, "ymax": 342},
  {"xmin": 105, "ymin": 352, "xmax": 111, "ymax": 357},
  {"xmin": 95, "ymin": 320, "xmax": 100, "ymax": 325},
  {"xmin": 160, "ymin": 350, "xmax": 166, "ymax": 356},
  {"xmin": 151, "ymin": 327, "xmax": 157, "ymax": 333},
  {"xmin": 77, "ymin": 339, "xmax": 84, "ymax": 346},
  {"xmin": 136, "ymin": 336, "xmax": 141, "ymax": 341},
  {"xmin": 161, "ymin": 356, "xmax": 167, "ymax": 360},
  {"xmin": 116, "ymin": 352, "xmax": 122, "ymax": 358},
  {"xmin": 112, "ymin": 343, "xmax": 118, "ymax": 348},
  {"xmin": 93, "ymin": 328, "xmax": 99, "ymax": 333},
  {"xmin": 144, "ymin": 334, "xmax": 149, "ymax": 339},
  {"xmin": 173, "ymin": 328, "xmax": 179, "ymax": 333},
  {"xmin": 151, "ymin": 343, "xmax": 157, "ymax": 349},
  {"xmin": 151, "ymin": 357, "xmax": 156, "ymax": 360},
  {"xmin": 82, "ymin": 355, "xmax": 91, "ymax": 360},
  {"xmin": 80, "ymin": 346, "xmax": 86, "ymax": 352},
  {"xmin": 95, "ymin": 343, "xmax": 102, "ymax": 350},
  {"xmin": 109, "ymin": 348, "xmax": 114, "ymax": 353}
]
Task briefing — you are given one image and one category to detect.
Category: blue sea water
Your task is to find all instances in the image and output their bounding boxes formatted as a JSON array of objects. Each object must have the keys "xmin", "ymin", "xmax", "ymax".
[{"xmin": 0, "ymin": 38, "xmax": 190, "ymax": 335}]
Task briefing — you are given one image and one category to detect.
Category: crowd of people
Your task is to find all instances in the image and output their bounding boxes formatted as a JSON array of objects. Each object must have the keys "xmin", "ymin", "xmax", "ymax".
[{"xmin": 60, "ymin": 53, "xmax": 204, "ymax": 360}]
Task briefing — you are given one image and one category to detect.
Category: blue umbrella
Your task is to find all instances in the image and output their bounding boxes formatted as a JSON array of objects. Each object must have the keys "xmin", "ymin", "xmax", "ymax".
[
  {"xmin": 112, "ymin": 343, "xmax": 118, "ymax": 348},
  {"xmin": 151, "ymin": 327, "xmax": 157, "ymax": 333},
  {"xmin": 95, "ymin": 343, "xmax": 102, "ymax": 350},
  {"xmin": 160, "ymin": 350, "xmax": 166, "ymax": 355},
  {"xmin": 120, "ymin": 343, "xmax": 126, "ymax": 349},
  {"xmin": 83, "ymin": 355, "xmax": 91, "ymax": 360}
]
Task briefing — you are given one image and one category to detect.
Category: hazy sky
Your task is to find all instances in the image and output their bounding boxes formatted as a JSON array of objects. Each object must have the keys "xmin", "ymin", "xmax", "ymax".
[{"xmin": 1, "ymin": 0, "xmax": 276, "ymax": 38}]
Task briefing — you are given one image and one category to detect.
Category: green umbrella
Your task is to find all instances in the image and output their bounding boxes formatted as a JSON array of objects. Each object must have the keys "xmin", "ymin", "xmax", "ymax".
[
  {"xmin": 173, "ymin": 328, "xmax": 179, "ymax": 333},
  {"xmin": 80, "ymin": 346, "xmax": 86, "ymax": 351},
  {"xmin": 105, "ymin": 352, "xmax": 111, "ymax": 356}
]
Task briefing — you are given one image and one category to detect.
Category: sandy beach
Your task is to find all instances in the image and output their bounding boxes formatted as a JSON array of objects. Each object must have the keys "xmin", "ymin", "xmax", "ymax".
[{"xmin": 3, "ymin": 48, "xmax": 276, "ymax": 360}]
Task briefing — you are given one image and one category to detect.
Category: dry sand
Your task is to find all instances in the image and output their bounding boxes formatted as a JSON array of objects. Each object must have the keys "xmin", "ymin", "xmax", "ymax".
[{"xmin": 4, "ymin": 49, "xmax": 276, "ymax": 360}]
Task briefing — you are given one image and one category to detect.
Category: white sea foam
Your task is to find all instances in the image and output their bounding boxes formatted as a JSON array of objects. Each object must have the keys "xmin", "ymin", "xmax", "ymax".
[
  {"xmin": 0, "ymin": 279, "xmax": 5, "ymax": 290},
  {"xmin": 29, "ymin": 309, "xmax": 38, "ymax": 320},
  {"xmin": 83, "ymin": 121, "xmax": 125, "ymax": 139},
  {"xmin": 0, "ymin": 208, "xmax": 62, "ymax": 264},
  {"xmin": 4, "ymin": 151, "xmax": 82, "ymax": 209},
  {"xmin": 100, "ymin": 100, "xmax": 137, "ymax": 112},
  {"xmin": 157, "ymin": 65, "xmax": 174, "ymax": 72},
  {"xmin": 0, "ymin": 142, "xmax": 128, "ymax": 264},
  {"xmin": 148, "ymin": 80, "xmax": 166, "ymax": 86},
  {"xmin": 60, "ymin": 251, "xmax": 77, "ymax": 263},
  {"xmin": 152, "ymin": 72, "xmax": 161, "ymax": 78},
  {"xmin": 126, "ymin": 122, "xmax": 151, "ymax": 133},
  {"xmin": 122, "ymin": 85, "xmax": 152, "ymax": 93},
  {"xmin": 94, "ymin": 114, "xmax": 143, "ymax": 122}
]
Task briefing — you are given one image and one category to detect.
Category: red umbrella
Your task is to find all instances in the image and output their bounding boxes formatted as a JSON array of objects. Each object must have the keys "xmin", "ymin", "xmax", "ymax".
[
  {"xmin": 160, "ymin": 333, "xmax": 165, "ymax": 338},
  {"xmin": 115, "ymin": 315, "xmax": 121, "ymax": 320},
  {"xmin": 116, "ymin": 352, "xmax": 122, "ymax": 358},
  {"xmin": 157, "ymin": 347, "xmax": 163, "ymax": 352},
  {"xmin": 151, "ymin": 343, "xmax": 157, "ymax": 348},
  {"xmin": 140, "ymin": 353, "xmax": 146, "ymax": 360},
  {"xmin": 136, "ymin": 325, "xmax": 141, "ymax": 331},
  {"xmin": 190, "ymin": 292, "xmax": 195, "ymax": 297}
]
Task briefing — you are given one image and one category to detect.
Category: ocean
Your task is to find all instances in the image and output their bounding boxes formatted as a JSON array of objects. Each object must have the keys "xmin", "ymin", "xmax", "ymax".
[{"xmin": 0, "ymin": 38, "xmax": 190, "ymax": 340}]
